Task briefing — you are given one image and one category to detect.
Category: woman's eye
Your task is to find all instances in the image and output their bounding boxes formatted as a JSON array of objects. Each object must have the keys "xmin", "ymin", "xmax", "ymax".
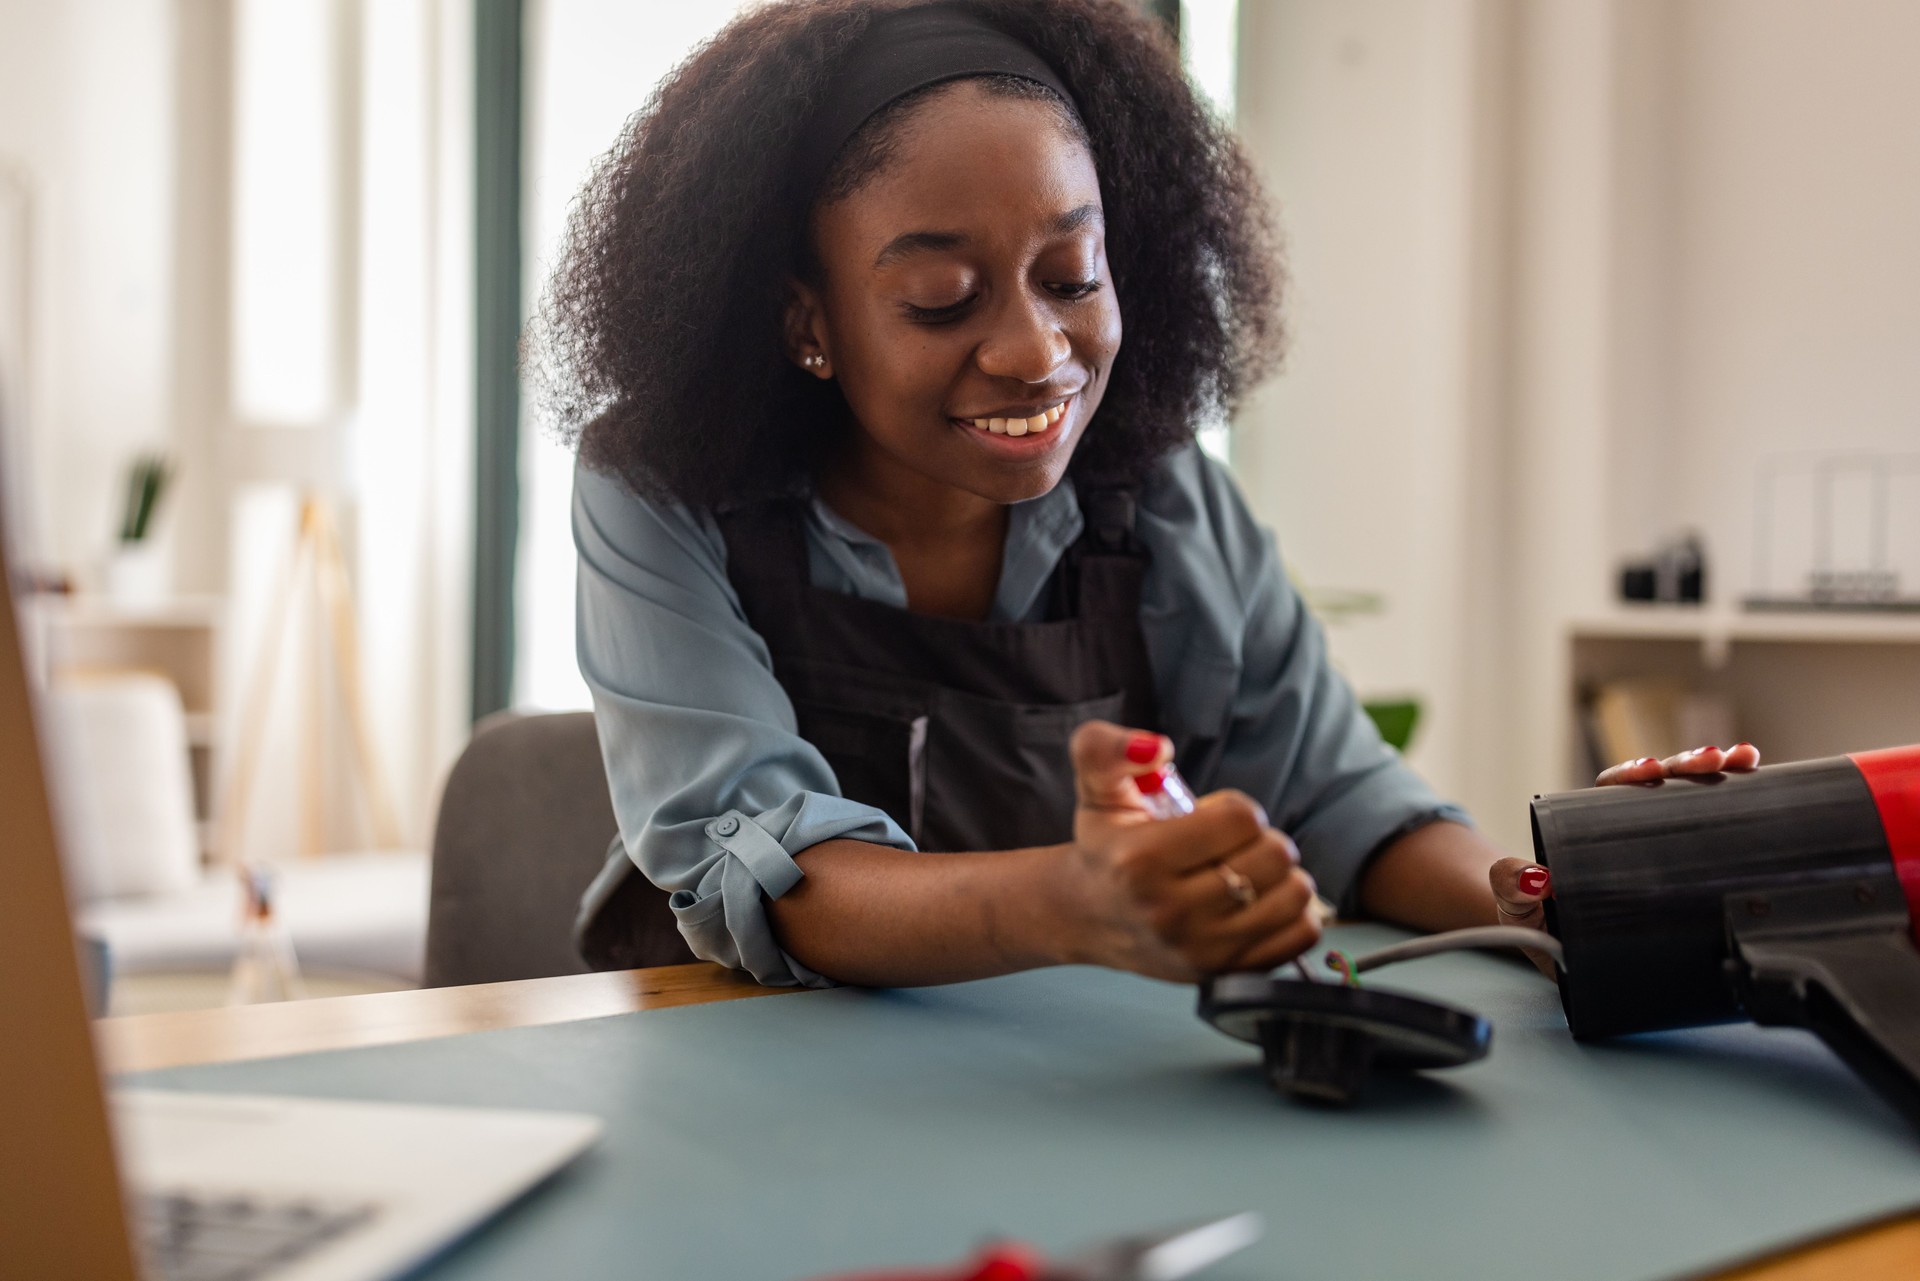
[
  {"xmin": 900, "ymin": 295, "xmax": 976, "ymax": 323},
  {"xmin": 1049, "ymin": 279, "xmax": 1104, "ymax": 301}
]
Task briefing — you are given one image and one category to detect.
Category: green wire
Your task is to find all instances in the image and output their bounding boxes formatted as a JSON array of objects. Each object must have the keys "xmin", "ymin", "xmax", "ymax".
[{"xmin": 1324, "ymin": 949, "xmax": 1362, "ymax": 987}]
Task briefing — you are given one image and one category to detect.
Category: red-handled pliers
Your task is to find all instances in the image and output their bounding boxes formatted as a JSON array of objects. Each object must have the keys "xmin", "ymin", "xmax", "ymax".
[{"xmin": 800, "ymin": 1212, "xmax": 1263, "ymax": 1281}]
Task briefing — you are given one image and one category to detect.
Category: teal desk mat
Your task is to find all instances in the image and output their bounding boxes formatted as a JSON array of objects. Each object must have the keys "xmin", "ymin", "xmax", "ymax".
[{"xmin": 132, "ymin": 925, "xmax": 1920, "ymax": 1281}]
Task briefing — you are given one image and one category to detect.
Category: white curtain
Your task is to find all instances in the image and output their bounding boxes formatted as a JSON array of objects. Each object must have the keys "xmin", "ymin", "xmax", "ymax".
[
  {"xmin": 223, "ymin": 0, "xmax": 475, "ymax": 858},
  {"xmin": 514, "ymin": 0, "xmax": 757, "ymax": 713}
]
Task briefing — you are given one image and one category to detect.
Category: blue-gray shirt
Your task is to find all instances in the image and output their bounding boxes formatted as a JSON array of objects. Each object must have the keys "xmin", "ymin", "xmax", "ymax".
[{"xmin": 575, "ymin": 444, "xmax": 1466, "ymax": 988}]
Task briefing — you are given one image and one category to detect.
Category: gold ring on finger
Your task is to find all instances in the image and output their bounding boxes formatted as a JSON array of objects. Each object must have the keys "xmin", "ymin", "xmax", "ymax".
[{"xmin": 1217, "ymin": 862, "xmax": 1258, "ymax": 910}]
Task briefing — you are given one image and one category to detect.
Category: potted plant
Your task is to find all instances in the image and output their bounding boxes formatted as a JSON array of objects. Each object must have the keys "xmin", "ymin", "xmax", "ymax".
[{"xmin": 104, "ymin": 453, "xmax": 173, "ymax": 606}]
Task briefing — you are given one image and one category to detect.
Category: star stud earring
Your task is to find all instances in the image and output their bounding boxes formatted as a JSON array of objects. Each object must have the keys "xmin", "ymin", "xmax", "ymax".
[{"xmin": 802, "ymin": 354, "xmax": 826, "ymax": 370}]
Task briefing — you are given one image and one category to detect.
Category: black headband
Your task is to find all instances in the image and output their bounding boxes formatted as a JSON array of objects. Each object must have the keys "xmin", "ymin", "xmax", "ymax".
[{"xmin": 792, "ymin": 2, "xmax": 1078, "ymax": 204}]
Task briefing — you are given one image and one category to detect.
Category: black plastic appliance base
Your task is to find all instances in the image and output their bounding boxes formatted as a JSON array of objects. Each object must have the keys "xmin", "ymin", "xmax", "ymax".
[{"xmin": 1199, "ymin": 974, "xmax": 1491, "ymax": 1106}]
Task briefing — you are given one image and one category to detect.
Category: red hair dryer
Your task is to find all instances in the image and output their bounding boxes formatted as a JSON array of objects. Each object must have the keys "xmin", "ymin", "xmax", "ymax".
[{"xmin": 1532, "ymin": 746, "xmax": 1920, "ymax": 1128}]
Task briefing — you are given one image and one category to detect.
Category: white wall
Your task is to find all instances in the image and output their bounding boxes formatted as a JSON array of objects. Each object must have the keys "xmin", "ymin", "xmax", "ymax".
[
  {"xmin": 1232, "ymin": 0, "xmax": 1920, "ymax": 849},
  {"xmin": 1502, "ymin": 0, "xmax": 1620, "ymax": 826},
  {"xmin": 1619, "ymin": 0, "xmax": 1920, "ymax": 590},
  {"xmin": 0, "ymin": 0, "xmax": 176, "ymax": 577},
  {"xmin": 1233, "ymin": 0, "xmax": 1520, "ymax": 839},
  {"xmin": 1504, "ymin": 0, "xmax": 1920, "ymax": 804}
]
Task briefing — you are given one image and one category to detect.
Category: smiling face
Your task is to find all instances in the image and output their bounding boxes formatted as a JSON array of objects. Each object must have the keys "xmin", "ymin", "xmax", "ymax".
[{"xmin": 788, "ymin": 80, "xmax": 1122, "ymax": 509}]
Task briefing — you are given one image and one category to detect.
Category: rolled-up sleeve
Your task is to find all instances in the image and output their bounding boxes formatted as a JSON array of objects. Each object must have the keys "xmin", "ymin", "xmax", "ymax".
[
  {"xmin": 573, "ymin": 464, "xmax": 912, "ymax": 988},
  {"xmin": 1191, "ymin": 457, "xmax": 1471, "ymax": 913}
]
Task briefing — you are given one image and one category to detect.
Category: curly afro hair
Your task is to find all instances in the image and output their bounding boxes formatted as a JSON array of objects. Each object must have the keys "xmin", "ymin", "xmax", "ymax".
[{"xmin": 535, "ymin": 0, "xmax": 1284, "ymax": 507}]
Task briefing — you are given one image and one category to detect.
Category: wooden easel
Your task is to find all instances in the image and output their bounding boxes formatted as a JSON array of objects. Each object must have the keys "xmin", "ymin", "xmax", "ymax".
[
  {"xmin": 215, "ymin": 495, "xmax": 403, "ymax": 1002},
  {"xmin": 219, "ymin": 494, "xmax": 403, "ymax": 863}
]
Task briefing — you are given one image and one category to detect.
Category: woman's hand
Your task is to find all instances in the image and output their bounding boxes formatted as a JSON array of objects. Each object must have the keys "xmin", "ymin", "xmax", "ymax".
[
  {"xmin": 1592, "ymin": 742, "xmax": 1761, "ymax": 786},
  {"xmin": 1488, "ymin": 743, "xmax": 1763, "ymax": 963},
  {"xmin": 1059, "ymin": 721, "xmax": 1322, "ymax": 982}
]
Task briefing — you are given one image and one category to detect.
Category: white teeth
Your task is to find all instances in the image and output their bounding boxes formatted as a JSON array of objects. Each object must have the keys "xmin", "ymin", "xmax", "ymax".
[{"xmin": 964, "ymin": 400, "xmax": 1068, "ymax": 436}]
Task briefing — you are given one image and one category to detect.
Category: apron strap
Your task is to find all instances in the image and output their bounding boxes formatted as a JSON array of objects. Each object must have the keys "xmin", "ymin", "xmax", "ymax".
[
  {"xmin": 714, "ymin": 500, "xmax": 810, "ymax": 616},
  {"xmin": 1080, "ymin": 486, "xmax": 1141, "ymax": 555},
  {"xmin": 1050, "ymin": 482, "xmax": 1149, "ymax": 625}
]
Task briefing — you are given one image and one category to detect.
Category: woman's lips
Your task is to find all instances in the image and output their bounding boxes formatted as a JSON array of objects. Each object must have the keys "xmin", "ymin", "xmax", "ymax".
[{"xmin": 952, "ymin": 396, "xmax": 1071, "ymax": 438}]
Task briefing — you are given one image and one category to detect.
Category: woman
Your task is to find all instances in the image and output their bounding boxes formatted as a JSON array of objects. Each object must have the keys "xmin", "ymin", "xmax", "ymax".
[{"xmin": 547, "ymin": 0, "xmax": 1755, "ymax": 987}]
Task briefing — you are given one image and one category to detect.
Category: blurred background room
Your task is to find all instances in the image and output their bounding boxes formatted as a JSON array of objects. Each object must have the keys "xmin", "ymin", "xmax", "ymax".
[{"xmin": 2, "ymin": 0, "xmax": 1916, "ymax": 1015}]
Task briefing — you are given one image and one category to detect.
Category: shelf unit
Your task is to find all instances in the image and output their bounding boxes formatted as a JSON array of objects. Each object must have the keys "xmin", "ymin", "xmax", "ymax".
[
  {"xmin": 1567, "ymin": 606, "xmax": 1920, "ymax": 786},
  {"xmin": 23, "ymin": 595, "xmax": 226, "ymax": 858},
  {"xmin": 1571, "ymin": 606, "xmax": 1920, "ymax": 664}
]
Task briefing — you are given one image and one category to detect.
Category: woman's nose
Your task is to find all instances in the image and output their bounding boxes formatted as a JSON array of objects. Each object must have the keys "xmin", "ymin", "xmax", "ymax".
[{"xmin": 975, "ymin": 294, "xmax": 1071, "ymax": 383}]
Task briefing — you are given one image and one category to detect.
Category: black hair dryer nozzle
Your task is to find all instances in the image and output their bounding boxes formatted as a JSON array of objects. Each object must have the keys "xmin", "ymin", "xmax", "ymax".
[{"xmin": 1532, "ymin": 747, "xmax": 1920, "ymax": 1130}]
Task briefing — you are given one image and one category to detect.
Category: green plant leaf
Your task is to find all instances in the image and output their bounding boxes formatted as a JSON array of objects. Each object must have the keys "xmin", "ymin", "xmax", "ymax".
[{"xmin": 1363, "ymin": 698, "xmax": 1422, "ymax": 752}]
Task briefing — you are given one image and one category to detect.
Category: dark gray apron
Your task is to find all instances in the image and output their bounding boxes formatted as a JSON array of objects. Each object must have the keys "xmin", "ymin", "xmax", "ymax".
[
  {"xmin": 718, "ymin": 486, "xmax": 1159, "ymax": 851},
  {"xmin": 577, "ymin": 486, "xmax": 1160, "ymax": 967}
]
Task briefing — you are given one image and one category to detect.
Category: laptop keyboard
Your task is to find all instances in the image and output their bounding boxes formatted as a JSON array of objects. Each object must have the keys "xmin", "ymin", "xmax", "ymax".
[{"xmin": 139, "ymin": 1188, "xmax": 380, "ymax": 1281}]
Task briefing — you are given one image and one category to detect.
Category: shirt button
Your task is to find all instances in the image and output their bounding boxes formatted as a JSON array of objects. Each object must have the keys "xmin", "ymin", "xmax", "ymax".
[{"xmin": 711, "ymin": 815, "xmax": 740, "ymax": 838}]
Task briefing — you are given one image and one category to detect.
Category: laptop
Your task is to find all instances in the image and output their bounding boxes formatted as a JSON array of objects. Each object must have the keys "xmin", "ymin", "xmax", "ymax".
[{"xmin": 0, "ymin": 516, "xmax": 601, "ymax": 1279}]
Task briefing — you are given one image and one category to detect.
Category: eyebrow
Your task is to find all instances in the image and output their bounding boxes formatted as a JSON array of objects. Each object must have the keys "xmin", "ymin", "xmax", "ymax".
[
  {"xmin": 1050, "ymin": 203, "xmax": 1104, "ymax": 235},
  {"xmin": 870, "ymin": 203, "xmax": 1105, "ymax": 269},
  {"xmin": 872, "ymin": 230, "xmax": 967, "ymax": 269}
]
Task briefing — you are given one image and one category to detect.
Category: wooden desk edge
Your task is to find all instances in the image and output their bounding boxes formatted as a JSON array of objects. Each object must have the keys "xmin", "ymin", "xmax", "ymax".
[
  {"xmin": 1720, "ymin": 1214, "xmax": 1920, "ymax": 1281},
  {"xmin": 96, "ymin": 962, "xmax": 789, "ymax": 1076},
  {"xmin": 92, "ymin": 963, "xmax": 1915, "ymax": 1281}
]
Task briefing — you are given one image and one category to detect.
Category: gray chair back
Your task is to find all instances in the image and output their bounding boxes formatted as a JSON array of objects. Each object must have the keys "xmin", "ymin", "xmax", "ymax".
[{"xmin": 424, "ymin": 711, "xmax": 690, "ymax": 987}]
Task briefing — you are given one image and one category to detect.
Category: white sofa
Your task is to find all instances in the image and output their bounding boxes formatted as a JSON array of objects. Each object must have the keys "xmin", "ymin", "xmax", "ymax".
[{"xmin": 44, "ymin": 672, "xmax": 427, "ymax": 998}]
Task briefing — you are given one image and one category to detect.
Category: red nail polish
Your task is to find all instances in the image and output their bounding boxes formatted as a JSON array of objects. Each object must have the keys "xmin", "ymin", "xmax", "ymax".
[
  {"xmin": 1125, "ymin": 732, "xmax": 1161, "ymax": 764},
  {"xmin": 965, "ymin": 1244, "xmax": 1045, "ymax": 1281},
  {"xmin": 1639, "ymin": 758, "xmax": 1659, "ymax": 766},
  {"xmin": 1518, "ymin": 866, "xmax": 1551, "ymax": 897}
]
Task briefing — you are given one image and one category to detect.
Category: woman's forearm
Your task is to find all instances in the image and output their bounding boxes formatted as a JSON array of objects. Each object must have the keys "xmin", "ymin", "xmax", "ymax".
[
  {"xmin": 1356, "ymin": 820, "xmax": 1507, "ymax": 933},
  {"xmin": 777, "ymin": 820, "xmax": 1512, "ymax": 986},
  {"xmin": 767, "ymin": 839, "xmax": 1088, "ymax": 987}
]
